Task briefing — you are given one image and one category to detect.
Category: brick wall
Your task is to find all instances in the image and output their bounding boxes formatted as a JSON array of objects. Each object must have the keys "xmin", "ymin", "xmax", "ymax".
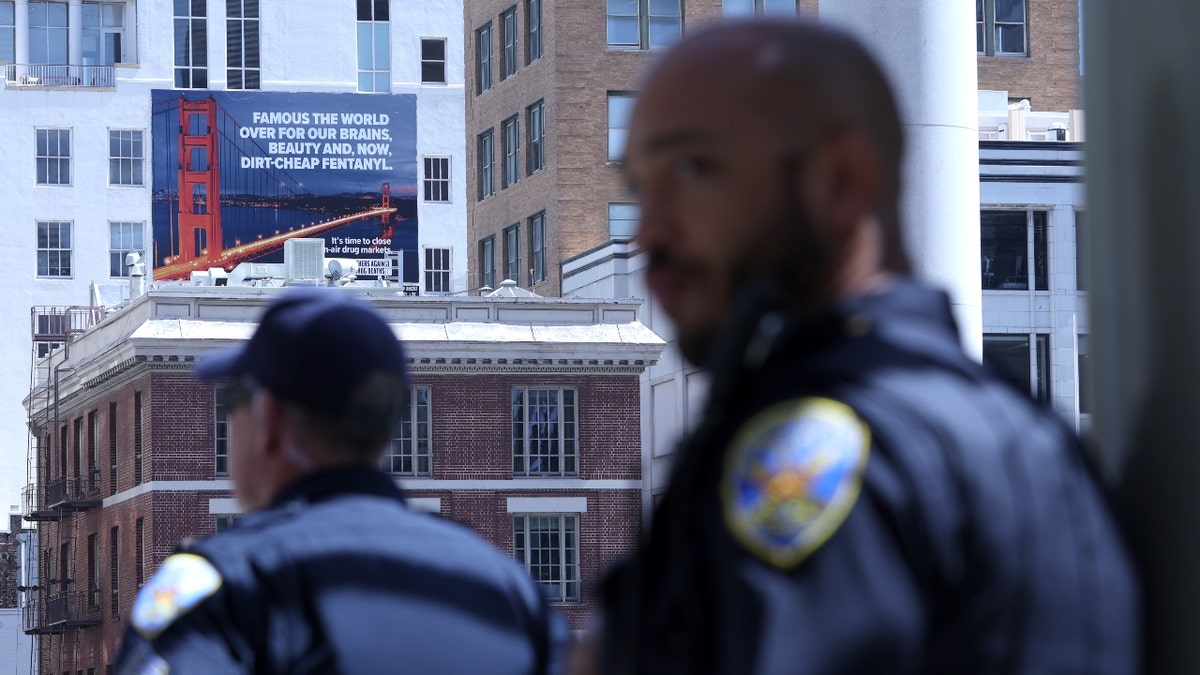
[{"xmin": 977, "ymin": 0, "xmax": 1081, "ymax": 112}]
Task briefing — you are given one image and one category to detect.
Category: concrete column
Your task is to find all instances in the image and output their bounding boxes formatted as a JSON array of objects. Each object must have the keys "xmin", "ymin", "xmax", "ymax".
[
  {"xmin": 1086, "ymin": 1, "xmax": 1200, "ymax": 672},
  {"xmin": 819, "ymin": 1, "xmax": 983, "ymax": 357},
  {"xmin": 67, "ymin": 0, "xmax": 81, "ymax": 65},
  {"xmin": 15, "ymin": 0, "xmax": 29, "ymax": 65}
]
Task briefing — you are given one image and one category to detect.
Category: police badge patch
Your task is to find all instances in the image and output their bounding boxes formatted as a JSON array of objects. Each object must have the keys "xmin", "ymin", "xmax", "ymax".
[
  {"xmin": 721, "ymin": 397, "xmax": 869, "ymax": 569},
  {"xmin": 132, "ymin": 553, "xmax": 223, "ymax": 638}
]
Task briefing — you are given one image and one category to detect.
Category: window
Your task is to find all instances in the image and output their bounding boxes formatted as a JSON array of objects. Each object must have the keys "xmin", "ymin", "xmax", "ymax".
[
  {"xmin": 479, "ymin": 236, "xmax": 496, "ymax": 290},
  {"xmin": 109, "ymin": 525, "xmax": 119, "ymax": 618},
  {"xmin": 500, "ymin": 6, "xmax": 517, "ymax": 80},
  {"xmin": 514, "ymin": 514, "xmax": 580, "ymax": 602},
  {"xmin": 502, "ymin": 115, "xmax": 520, "ymax": 188},
  {"xmin": 83, "ymin": 1, "xmax": 125, "ymax": 67},
  {"xmin": 29, "ymin": 1, "xmax": 67, "ymax": 65},
  {"xmin": 109, "ymin": 222, "xmax": 144, "ymax": 277},
  {"xmin": 1075, "ymin": 211, "xmax": 1087, "ymax": 292},
  {"xmin": 607, "ymin": 93, "xmax": 635, "ymax": 162},
  {"xmin": 133, "ymin": 391, "xmax": 143, "ymax": 484},
  {"xmin": 423, "ymin": 157, "xmax": 450, "ymax": 203},
  {"xmin": 226, "ymin": 0, "xmax": 259, "ymax": 90},
  {"xmin": 606, "ymin": 0, "xmax": 681, "ymax": 50},
  {"xmin": 504, "ymin": 224, "xmax": 520, "ymax": 282},
  {"xmin": 527, "ymin": 100, "xmax": 545, "ymax": 174},
  {"xmin": 722, "ymin": 0, "xmax": 798, "ymax": 15},
  {"xmin": 87, "ymin": 533, "xmax": 99, "ymax": 607},
  {"xmin": 174, "ymin": 0, "xmax": 208, "ymax": 88},
  {"xmin": 421, "ymin": 38, "xmax": 446, "ymax": 84},
  {"xmin": 529, "ymin": 212, "xmax": 546, "ymax": 284},
  {"xmin": 214, "ymin": 385, "xmax": 231, "ymax": 477},
  {"xmin": 37, "ymin": 221, "xmax": 72, "ymax": 278},
  {"xmin": 977, "ymin": 0, "xmax": 1027, "ymax": 56},
  {"xmin": 983, "ymin": 333, "xmax": 1050, "ymax": 402},
  {"xmin": 476, "ymin": 22, "xmax": 493, "ymax": 94},
  {"xmin": 215, "ymin": 515, "xmax": 241, "ymax": 532},
  {"xmin": 0, "ymin": 2, "xmax": 14, "ymax": 65},
  {"xmin": 980, "ymin": 210, "xmax": 1047, "ymax": 291},
  {"xmin": 73, "ymin": 417, "xmax": 83, "ymax": 480},
  {"xmin": 37, "ymin": 128, "xmax": 71, "ymax": 185},
  {"xmin": 357, "ymin": 0, "xmax": 389, "ymax": 92},
  {"xmin": 525, "ymin": 0, "xmax": 542, "ymax": 64},
  {"xmin": 512, "ymin": 387, "xmax": 577, "ymax": 476},
  {"xmin": 134, "ymin": 517, "xmax": 144, "ymax": 587},
  {"xmin": 88, "ymin": 410, "xmax": 99, "ymax": 490},
  {"xmin": 108, "ymin": 130, "xmax": 144, "ymax": 186},
  {"xmin": 424, "ymin": 248, "xmax": 451, "ymax": 294},
  {"xmin": 609, "ymin": 203, "xmax": 640, "ymax": 239},
  {"xmin": 108, "ymin": 402, "xmax": 117, "ymax": 496},
  {"xmin": 478, "ymin": 129, "xmax": 495, "ymax": 199},
  {"xmin": 1077, "ymin": 334, "xmax": 1092, "ymax": 415},
  {"xmin": 383, "ymin": 386, "xmax": 431, "ymax": 475}
]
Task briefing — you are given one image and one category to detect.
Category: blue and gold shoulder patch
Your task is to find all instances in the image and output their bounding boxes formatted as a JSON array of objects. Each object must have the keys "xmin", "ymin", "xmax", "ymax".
[
  {"xmin": 721, "ymin": 397, "xmax": 869, "ymax": 569},
  {"xmin": 132, "ymin": 553, "xmax": 223, "ymax": 639}
]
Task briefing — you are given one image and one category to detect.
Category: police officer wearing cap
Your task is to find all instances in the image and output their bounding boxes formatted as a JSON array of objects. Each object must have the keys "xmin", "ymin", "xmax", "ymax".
[
  {"xmin": 116, "ymin": 289, "xmax": 567, "ymax": 674},
  {"xmin": 598, "ymin": 19, "xmax": 1140, "ymax": 674}
]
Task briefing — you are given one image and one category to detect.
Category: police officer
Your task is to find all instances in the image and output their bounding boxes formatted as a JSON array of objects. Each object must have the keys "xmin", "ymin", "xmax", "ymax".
[
  {"xmin": 600, "ymin": 20, "xmax": 1139, "ymax": 674},
  {"xmin": 117, "ymin": 289, "xmax": 566, "ymax": 674}
]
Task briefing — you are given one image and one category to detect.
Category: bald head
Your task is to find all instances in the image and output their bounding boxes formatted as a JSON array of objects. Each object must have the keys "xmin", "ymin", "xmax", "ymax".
[{"xmin": 638, "ymin": 20, "xmax": 910, "ymax": 275}]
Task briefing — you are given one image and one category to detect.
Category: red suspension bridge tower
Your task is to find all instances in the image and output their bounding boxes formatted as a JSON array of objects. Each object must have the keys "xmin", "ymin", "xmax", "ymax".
[{"xmin": 176, "ymin": 97, "xmax": 222, "ymax": 265}]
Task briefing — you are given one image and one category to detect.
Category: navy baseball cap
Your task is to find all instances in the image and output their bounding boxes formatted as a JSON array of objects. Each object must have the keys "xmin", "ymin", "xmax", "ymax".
[{"xmin": 195, "ymin": 289, "xmax": 409, "ymax": 416}]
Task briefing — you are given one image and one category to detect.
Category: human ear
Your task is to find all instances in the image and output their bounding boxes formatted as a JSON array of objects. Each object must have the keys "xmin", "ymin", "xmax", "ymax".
[{"xmin": 798, "ymin": 130, "xmax": 882, "ymax": 232}]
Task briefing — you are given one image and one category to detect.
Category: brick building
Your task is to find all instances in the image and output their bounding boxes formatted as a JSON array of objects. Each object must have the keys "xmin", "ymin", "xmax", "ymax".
[
  {"xmin": 466, "ymin": 0, "xmax": 1082, "ymax": 296},
  {"xmin": 23, "ymin": 286, "xmax": 662, "ymax": 673}
]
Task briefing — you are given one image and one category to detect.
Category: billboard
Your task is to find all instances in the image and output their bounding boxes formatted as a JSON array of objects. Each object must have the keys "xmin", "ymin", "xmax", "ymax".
[{"xmin": 150, "ymin": 90, "xmax": 418, "ymax": 285}]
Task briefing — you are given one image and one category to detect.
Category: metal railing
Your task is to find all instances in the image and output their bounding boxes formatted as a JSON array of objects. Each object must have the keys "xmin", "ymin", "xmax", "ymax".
[
  {"xmin": 4, "ymin": 63, "xmax": 115, "ymax": 88},
  {"xmin": 43, "ymin": 473, "xmax": 103, "ymax": 510},
  {"xmin": 23, "ymin": 590, "xmax": 102, "ymax": 633}
]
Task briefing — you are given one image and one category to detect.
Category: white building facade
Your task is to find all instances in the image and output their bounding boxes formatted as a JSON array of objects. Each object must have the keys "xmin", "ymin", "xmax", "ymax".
[{"xmin": 0, "ymin": 0, "xmax": 469, "ymax": 515}]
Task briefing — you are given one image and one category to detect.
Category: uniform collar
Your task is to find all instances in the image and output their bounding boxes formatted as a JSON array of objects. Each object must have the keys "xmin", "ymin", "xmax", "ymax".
[{"xmin": 270, "ymin": 467, "xmax": 406, "ymax": 509}]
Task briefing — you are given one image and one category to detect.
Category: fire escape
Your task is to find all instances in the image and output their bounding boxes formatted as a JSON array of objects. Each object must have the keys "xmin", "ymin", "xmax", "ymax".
[{"xmin": 22, "ymin": 306, "xmax": 104, "ymax": 636}]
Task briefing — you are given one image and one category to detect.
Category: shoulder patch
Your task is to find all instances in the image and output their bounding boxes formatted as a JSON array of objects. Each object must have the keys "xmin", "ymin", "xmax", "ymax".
[
  {"xmin": 132, "ymin": 553, "xmax": 223, "ymax": 638},
  {"xmin": 721, "ymin": 397, "xmax": 869, "ymax": 569}
]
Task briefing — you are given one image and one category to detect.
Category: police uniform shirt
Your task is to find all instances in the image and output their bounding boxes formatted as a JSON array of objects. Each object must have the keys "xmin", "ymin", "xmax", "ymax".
[
  {"xmin": 117, "ymin": 468, "xmax": 566, "ymax": 674},
  {"xmin": 602, "ymin": 280, "xmax": 1139, "ymax": 674}
]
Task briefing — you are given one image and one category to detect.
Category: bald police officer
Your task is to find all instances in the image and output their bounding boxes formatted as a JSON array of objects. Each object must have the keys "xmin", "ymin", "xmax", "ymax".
[{"xmin": 600, "ymin": 19, "xmax": 1139, "ymax": 674}]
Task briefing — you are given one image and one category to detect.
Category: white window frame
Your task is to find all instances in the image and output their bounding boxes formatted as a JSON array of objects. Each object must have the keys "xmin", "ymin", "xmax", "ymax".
[
  {"xmin": 383, "ymin": 386, "xmax": 432, "ymax": 475},
  {"xmin": 983, "ymin": 333, "xmax": 1051, "ymax": 403},
  {"xmin": 476, "ymin": 22, "xmax": 493, "ymax": 94},
  {"xmin": 503, "ymin": 223, "xmax": 520, "ymax": 282},
  {"xmin": 28, "ymin": 1, "xmax": 68, "ymax": 65},
  {"xmin": 607, "ymin": 93, "xmax": 635, "ymax": 162},
  {"xmin": 424, "ymin": 248, "xmax": 451, "ymax": 294},
  {"xmin": 525, "ymin": 0, "xmax": 542, "ymax": 64},
  {"xmin": 423, "ymin": 156, "xmax": 451, "ymax": 203},
  {"xmin": 478, "ymin": 129, "xmax": 495, "ymax": 200},
  {"xmin": 502, "ymin": 114, "xmax": 520, "ymax": 188},
  {"xmin": 173, "ymin": 0, "xmax": 207, "ymax": 88},
  {"xmin": 529, "ymin": 211, "xmax": 546, "ymax": 284},
  {"xmin": 421, "ymin": 37, "xmax": 446, "ymax": 84},
  {"xmin": 37, "ymin": 220, "xmax": 72, "ymax": 278},
  {"xmin": 108, "ymin": 129, "xmax": 144, "ymax": 186},
  {"xmin": 479, "ymin": 236, "xmax": 496, "ymax": 290},
  {"xmin": 977, "ymin": 0, "xmax": 1027, "ymax": 56},
  {"xmin": 226, "ymin": 0, "xmax": 260, "ymax": 90},
  {"xmin": 512, "ymin": 387, "xmax": 578, "ymax": 476},
  {"xmin": 527, "ymin": 99, "xmax": 545, "ymax": 174},
  {"xmin": 500, "ymin": 5, "xmax": 517, "ymax": 80},
  {"xmin": 36, "ymin": 128, "xmax": 71, "ymax": 186},
  {"xmin": 214, "ymin": 385, "xmax": 230, "ymax": 477},
  {"xmin": 356, "ymin": 0, "xmax": 390, "ymax": 93},
  {"xmin": 513, "ymin": 513, "xmax": 580, "ymax": 602},
  {"xmin": 721, "ymin": 0, "xmax": 799, "ymax": 16},
  {"xmin": 0, "ymin": 2, "xmax": 14, "ymax": 65},
  {"xmin": 980, "ymin": 209, "xmax": 1047, "ymax": 291},
  {"xmin": 606, "ymin": 0, "xmax": 681, "ymax": 50},
  {"xmin": 109, "ymin": 221, "xmax": 144, "ymax": 277},
  {"xmin": 608, "ymin": 203, "xmax": 640, "ymax": 240}
]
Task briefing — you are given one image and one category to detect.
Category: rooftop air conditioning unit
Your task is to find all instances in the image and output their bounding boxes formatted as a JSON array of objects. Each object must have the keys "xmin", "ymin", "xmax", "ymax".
[{"xmin": 284, "ymin": 238, "xmax": 326, "ymax": 281}]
